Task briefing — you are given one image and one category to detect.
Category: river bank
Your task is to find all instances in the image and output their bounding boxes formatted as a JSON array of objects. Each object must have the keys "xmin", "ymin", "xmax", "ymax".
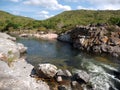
[
  {"xmin": 9, "ymin": 30, "xmax": 58, "ymax": 40},
  {"xmin": 0, "ymin": 32, "xmax": 50, "ymax": 90},
  {"xmin": 58, "ymin": 24, "xmax": 120, "ymax": 58}
]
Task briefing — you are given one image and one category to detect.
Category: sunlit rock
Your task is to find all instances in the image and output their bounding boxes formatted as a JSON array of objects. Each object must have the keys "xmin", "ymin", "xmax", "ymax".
[{"xmin": 34, "ymin": 63, "xmax": 58, "ymax": 78}]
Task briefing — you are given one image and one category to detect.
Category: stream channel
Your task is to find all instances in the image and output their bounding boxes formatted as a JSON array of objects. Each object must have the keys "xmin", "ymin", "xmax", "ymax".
[{"xmin": 17, "ymin": 37, "xmax": 120, "ymax": 90}]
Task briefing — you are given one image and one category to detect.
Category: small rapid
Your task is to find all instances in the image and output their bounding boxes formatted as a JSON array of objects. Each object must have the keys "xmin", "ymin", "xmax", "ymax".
[{"xmin": 17, "ymin": 38, "xmax": 120, "ymax": 90}]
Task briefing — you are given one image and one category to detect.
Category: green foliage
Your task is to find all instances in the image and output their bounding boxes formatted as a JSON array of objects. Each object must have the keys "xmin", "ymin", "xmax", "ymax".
[
  {"xmin": 0, "ymin": 10, "xmax": 120, "ymax": 33},
  {"xmin": 0, "ymin": 10, "xmax": 36, "ymax": 31},
  {"xmin": 42, "ymin": 10, "xmax": 120, "ymax": 32},
  {"xmin": 108, "ymin": 17, "xmax": 120, "ymax": 26},
  {"xmin": 7, "ymin": 50, "xmax": 16, "ymax": 67}
]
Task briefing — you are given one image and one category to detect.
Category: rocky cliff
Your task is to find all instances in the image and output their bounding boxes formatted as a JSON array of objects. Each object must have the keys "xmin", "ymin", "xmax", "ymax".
[{"xmin": 58, "ymin": 24, "xmax": 120, "ymax": 58}]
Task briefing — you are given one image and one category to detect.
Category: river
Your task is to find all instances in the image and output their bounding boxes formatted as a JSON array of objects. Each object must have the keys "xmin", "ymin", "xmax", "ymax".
[{"xmin": 17, "ymin": 37, "xmax": 120, "ymax": 90}]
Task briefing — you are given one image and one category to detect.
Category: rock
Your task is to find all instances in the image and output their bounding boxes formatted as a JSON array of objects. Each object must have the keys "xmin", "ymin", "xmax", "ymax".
[
  {"xmin": 0, "ymin": 32, "xmax": 16, "ymax": 41},
  {"xmin": 0, "ymin": 33, "xmax": 27, "ymax": 60},
  {"xmin": 58, "ymin": 85, "xmax": 72, "ymax": 90},
  {"xmin": 109, "ymin": 37, "xmax": 120, "ymax": 46},
  {"xmin": 19, "ymin": 34, "xmax": 29, "ymax": 37},
  {"xmin": 0, "ymin": 38, "xmax": 20, "ymax": 60},
  {"xmin": 0, "ymin": 53, "xmax": 7, "ymax": 61},
  {"xmin": 92, "ymin": 45, "xmax": 101, "ymax": 53},
  {"xmin": 56, "ymin": 76, "xmax": 63, "ymax": 82},
  {"xmin": 39, "ymin": 33, "xmax": 58, "ymax": 40},
  {"xmin": 17, "ymin": 43, "xmax": 27, "ymax": 53},
  {"xmin": 34, "ymin": 33, "xmax": 41, "ymax": 38},
  {"xmin": 0, "ymin": 59, "xmax": 50, "ymax": 90},
  {"xmin": 71, "ymin": 81, "xmax": 83, "ymax": 90},
  {"xmin": 73, "ymin": 70, "xmax": 90, "ymax": 83},
  {"xmin": 59, "ymin": 24, "xmax": 120, "ymax": 58},
  {"xmin": 0, "ymin": 32, "xmax": 50, "ymax": 90},
  {"xmin": 71, "ymin": 81, "xmax": 78, "ymax": 87},
  {"xmin": 111, "ymin": 46, "xmax": 120, "ymax": 57},
  {"xmin": 58, "ymin": 33, "xmax": 71, "ymax": 42},
  {"xmin": 101, "ymin": 44, "xmax": 108, "ymax": 52},
  {"xmin": 100, "ymin": 36, "xmax": 108, "ymax": 43},
  {"xmin": 58, "ymin": 85, "xmax": 67, "ymax": 90},
  {"xmin": 57, "ymin": 69, "xmax": 72, "ymax": 77},
  {"xmin": 34, "ymin": 63, "xmax": 58, "ymax": 78}
]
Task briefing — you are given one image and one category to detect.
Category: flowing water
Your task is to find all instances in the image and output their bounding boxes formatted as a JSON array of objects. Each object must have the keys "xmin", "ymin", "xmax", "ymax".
[{"xmin": 17, "ymin": 38, "xmax": 120, "ymax": 90}]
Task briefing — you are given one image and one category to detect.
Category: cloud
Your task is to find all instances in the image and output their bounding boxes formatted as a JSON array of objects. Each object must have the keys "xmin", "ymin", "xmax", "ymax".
[
  {"xmin": 77, "ymin": 6, "xmax": 94, "ymax": 10},
  {"xmin": 63, "ymin": 0, "xmax": 79, "ymax": 2},
  {"xmin": 36, "ymin": 14, "xmax": 54, "ymax": 20},
  {"xmin": 89, "ymin": 0, "xmax": 120, "ymax": 4},
  {"xmin": 36, "ymin": 10, "xmax": 54, "ymax": 20},
  {"xmin": 12, "ymin": 11, "xmax": 20, "ymax": 15},
  {"xmin": 83, "ymin": 0, "xmax": 120, "ymax": 10},
  {"xmin": 10, "ymin": 0, "xmax": 20, "ymax": 2},
  {"xmin": 23, "ymin": 0, "xmax": 71, "ymax": 11},
  {"xmin": 37, "ymin": 11, "xmax": 49, "ymax": 15}
]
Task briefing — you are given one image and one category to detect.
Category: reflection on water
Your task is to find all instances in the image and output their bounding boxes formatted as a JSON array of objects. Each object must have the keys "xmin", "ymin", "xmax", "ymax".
[{"xmin": 17, "ymin": 38, "xmax": 120, "ymax": 90}]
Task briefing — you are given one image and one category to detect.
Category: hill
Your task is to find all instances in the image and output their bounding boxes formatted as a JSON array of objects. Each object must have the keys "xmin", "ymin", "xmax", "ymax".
[
  {"xmin": 0, "ymin": 10, "xmax": 120, "ymax": 33},
  {"xmin": 0, "ymin": 10, "xmax": 41, "ymax": 32},
  {"xmin": 42, "ymin": 10, "xmax": 120, "ymax": 32}
]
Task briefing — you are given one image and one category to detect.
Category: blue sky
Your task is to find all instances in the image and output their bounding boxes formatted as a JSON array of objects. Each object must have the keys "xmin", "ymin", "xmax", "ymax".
[{"xmin": 0, "ymin": 0, "xmax": 120, "ymax": 20}]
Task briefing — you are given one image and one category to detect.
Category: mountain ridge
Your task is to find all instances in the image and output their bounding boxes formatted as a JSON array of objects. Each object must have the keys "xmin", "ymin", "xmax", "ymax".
[{"xmin": 0, "ymin": 10, "xmax": 120, "ymax": 33}]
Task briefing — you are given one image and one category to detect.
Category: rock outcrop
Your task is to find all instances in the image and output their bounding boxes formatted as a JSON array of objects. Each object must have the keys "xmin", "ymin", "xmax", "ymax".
[
  {"xmin": 0, "ymin": 59, "xmax": 49, "ymax": 90},
  {"xmin": 0, "ymin": 32, "xmax": 27, "ymax": 61},
  {"xmin": 0, "ymin": 32, "xmax": 50, "ymax": 90},
  {"xmin": 0, "ymin": 32, "xmax": 16, "ymax": 41},
  {"xmin": 58, "ymin": 24, "xmax": 120, "ymax": 58}
]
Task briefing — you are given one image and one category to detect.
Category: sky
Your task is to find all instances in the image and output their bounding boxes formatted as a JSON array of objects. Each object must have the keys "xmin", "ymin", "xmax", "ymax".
[{"xmin": 0, "ymin": 0, "xmax": 120, "ymax": 20}]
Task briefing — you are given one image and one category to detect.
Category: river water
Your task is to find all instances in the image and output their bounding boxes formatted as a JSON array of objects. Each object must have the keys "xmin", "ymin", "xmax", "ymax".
[{"xmin": 17, "ymin": 38, "xmax": 120, "ymax": 90}]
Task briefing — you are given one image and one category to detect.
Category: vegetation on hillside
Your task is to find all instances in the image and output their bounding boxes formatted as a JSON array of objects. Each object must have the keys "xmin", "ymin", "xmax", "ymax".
[
  {"xmin": 0, "ymin": 10, "xmax": 120, "ymax": 33},
  {"xmin": 41, "ymin": 10, "xmax": 120, "ymax": 32},
  {"xmin": 0, "ymin": 11, "xmax": 41, "ymax": 32}
]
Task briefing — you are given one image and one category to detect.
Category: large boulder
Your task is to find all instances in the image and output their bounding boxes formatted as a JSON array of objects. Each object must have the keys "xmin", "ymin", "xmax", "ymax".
[
  {"xmin": 73, "ymin": 70, "xmax": 90, "ymax": 83},
  {"xmin": 34, "ymin": 63, "xmax": 58, "ymax": 78}
]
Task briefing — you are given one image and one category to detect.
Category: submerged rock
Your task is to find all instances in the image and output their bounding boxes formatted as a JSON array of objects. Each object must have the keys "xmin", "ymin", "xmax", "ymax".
[
  {"xmin": 73, "ymin": 69, "xmax": 90, "ymax": 84},
  {"xmin": 34, "ymin": 63, "xmax": 58, "ymax": 78}
]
